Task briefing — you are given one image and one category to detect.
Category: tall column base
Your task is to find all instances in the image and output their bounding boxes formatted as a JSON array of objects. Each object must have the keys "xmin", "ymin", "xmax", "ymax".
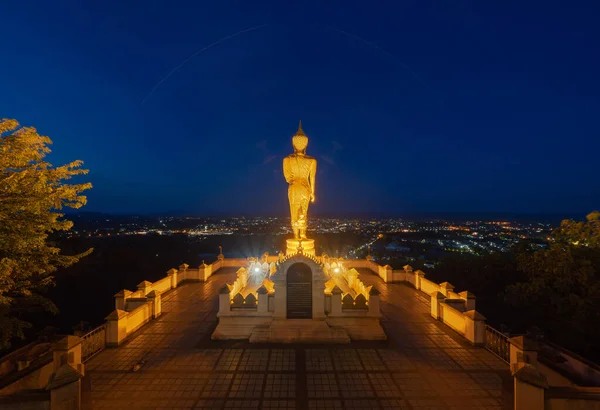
[{"xmin": 286, "ymin": 239, "xmax": 315, "ymax": 256}]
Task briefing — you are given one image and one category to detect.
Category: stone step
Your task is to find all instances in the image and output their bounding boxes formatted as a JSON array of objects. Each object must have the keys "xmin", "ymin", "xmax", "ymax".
[{"xmin": 249, "ymin": 320, "xmax": 350, "ymax": 344}]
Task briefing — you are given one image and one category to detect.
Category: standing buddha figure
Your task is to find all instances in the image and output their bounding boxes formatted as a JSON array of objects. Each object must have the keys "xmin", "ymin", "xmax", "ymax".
[{"xmin": 283, "ymin": 121, "xmax": 317, "ymax": 240}]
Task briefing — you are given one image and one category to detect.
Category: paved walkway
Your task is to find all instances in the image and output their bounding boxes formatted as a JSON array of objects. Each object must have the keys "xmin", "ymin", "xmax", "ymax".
[{"xmin": 87, "ymin": 267, "xmax": 513, "ymax": 409}]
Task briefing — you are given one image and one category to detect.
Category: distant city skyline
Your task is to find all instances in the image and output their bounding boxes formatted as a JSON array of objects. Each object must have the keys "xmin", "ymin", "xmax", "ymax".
[{"xmin": 2, "ymin": 1, "xmax": 599, "ymax": 214}]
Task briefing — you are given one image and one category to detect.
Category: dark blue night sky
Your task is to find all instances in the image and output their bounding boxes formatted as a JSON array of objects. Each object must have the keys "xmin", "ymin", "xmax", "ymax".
[{"xmin": 1, "ymin": 1, "xmax": 599, "ymax": 216}]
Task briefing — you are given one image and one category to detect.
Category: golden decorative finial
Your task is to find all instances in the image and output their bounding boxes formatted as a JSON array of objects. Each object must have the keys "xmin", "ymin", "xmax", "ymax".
[{"xmin": 296, "ymin": 120, "xmax": 305, "ymax": 136}]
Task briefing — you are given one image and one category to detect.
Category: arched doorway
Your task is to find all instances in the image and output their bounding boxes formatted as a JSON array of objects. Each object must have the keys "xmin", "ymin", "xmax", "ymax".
[{"xmin": 286, "ymin": 263, "xmax": 312, "ymax": 319}]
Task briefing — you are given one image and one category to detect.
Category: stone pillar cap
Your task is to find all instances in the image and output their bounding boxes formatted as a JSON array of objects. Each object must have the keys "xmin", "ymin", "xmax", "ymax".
[
  {"xmin": 464, "ymin": 310, "xmax": 486, "ymax": 320},
  {"xmin": 509, "ymin": 335, "xmax": 539, "ymax": 351},
  {"xmin": 403, "ymin": 264, "xmax": 413, "ymax": 270},
  {"xmin": 167, "ymin": 268, "xmax": 178, "ymax": 275},
  {"xmin": 430, "ymin": 291, "xmax": 446, "ymax": 299},
  {"xmin": 114, "ymin": 289, "xmax": 132, "ymax": 297},
  {"xmin": 53, "ymin": 335, "xmax": 82, "ymax": 351},
  {"xmin": 369, "ymin": 287, "xmax": 381, "ymax": 296},
  {"xmin": 137, "ymin": 280, "xmax": 152, "ymax": 288},
  {"xmin": 178, "ymin": 263, "xmax": 189, "ymax": 270},
  {"xmin": 147, "ymin": 290, "xmax": 159, "ymax": 298},
  {"xmin": 459, "ymin": 290, "xmax": 476, "ymax": 299},
  {"xmin": 415, "ymin": 269, "xmax": 426, "ymax": 276},
  {"xmin": 46, "ymin": 363, "xmax": 83, "ymax": 390},
  {"xmin": 440, "ymin": 282, "xmax": 454, "ymax": 289},
  {"xmin": 105, "ymin": 309, "xmax": 128, "ymax": 321},
  {"xmin": 511, "ymin": 362, "xmax": 548, "ymax": 389}
]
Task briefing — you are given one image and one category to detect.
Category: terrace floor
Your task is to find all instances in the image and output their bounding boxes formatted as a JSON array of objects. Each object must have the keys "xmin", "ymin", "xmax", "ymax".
[{"xmin": 86, "ymin": 267, "xmax": 513, "ymax": 409}]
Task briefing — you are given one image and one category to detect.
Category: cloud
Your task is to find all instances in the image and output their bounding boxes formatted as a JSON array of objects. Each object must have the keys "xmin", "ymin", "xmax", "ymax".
[
  {"xmin": 332, "ymin": 141, "xmax": 343, "ymax": 152},
  {"xmin": 256, "ymin": 140, "xmax": 267, "ymax": 151},
  {"xmin": 322, "ymin": 155, "xmax": 335, "ymax": 165},
  {"xmin": 263, "ymin": 155, "xmax": 277, "ymax": 164}
]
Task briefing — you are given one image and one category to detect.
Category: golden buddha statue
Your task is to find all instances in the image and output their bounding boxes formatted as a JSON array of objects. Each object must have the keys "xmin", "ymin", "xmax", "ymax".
[{"xmin": 283, "ymin": 121, "xmax": 317, "ymax": 241}]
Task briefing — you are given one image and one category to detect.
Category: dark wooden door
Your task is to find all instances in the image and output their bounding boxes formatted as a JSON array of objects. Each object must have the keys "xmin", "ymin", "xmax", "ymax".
[{"xmin": 286, "ymin": 263, "xmax": 312, "ymax": 319}]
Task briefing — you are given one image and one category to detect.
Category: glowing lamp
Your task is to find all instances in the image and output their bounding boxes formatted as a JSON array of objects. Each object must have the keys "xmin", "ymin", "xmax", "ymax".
[
  {"xmin": 254, "ymin": 267, "xmax": 260, "ymax": 273},
  {"xmin": 334, "ymin": 268, "xmax": 340, "ymax": 273}
]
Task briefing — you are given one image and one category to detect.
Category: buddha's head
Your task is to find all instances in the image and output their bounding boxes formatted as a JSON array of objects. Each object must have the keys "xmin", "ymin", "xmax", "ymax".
[{"xmin": 292, "ymin": 121, "xmax": 308, "ymax": 154}]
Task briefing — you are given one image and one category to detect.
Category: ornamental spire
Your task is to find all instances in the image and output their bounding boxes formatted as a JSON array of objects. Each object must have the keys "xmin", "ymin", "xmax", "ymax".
[{"xmin": 296, "ymin": 120, "xmax": 305, "ymax": 136}]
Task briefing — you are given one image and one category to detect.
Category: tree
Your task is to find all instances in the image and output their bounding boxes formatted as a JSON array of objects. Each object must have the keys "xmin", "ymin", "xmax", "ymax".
[
  {"xmin": 506, "ymin": 212, "xmax": 600, "ymax": 357},
  {"xmin": 0, "ymin": 118, "xmax": 92, "ymax": 349}
]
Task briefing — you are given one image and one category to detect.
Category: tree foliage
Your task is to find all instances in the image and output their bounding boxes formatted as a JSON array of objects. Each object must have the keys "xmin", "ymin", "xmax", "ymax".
[
  {"xmin": 0, "ymin": 118, "xmax": 92, "ymax": 349},
  {"xmin": 431, "ymin": 212, "xmax": 600, "ymax": 361},
  {"xmin": 505, "ymin": 212, "xmax": 600, "ymax": 355}
]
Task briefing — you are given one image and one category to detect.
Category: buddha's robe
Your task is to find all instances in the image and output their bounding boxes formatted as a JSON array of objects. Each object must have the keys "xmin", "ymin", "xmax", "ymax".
[{"xmin": 283, "ymin": 154, "xmax": 317, "ymax": 233}]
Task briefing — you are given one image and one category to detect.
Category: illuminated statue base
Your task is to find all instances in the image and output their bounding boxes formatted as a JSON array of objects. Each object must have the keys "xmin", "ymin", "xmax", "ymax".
[{"xmin": 286, "ymin": 239, "xmax": 315, "ymax": 256}]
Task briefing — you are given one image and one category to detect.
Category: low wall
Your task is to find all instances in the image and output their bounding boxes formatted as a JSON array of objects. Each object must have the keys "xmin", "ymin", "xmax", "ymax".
[
  {"xmin": 546, "ymin": 386, "xmax": 600, "ymax": 409},
  {"xmin": 439, "ymin": 303, "xmax": 466, "ymax": 335},
  {"xmin": 420, "ymin": 277, "xmax": 440, "ymax": 295},
  {"xmin": 126, "ymin": 302, "xmax": 153, "ymax": 336}
]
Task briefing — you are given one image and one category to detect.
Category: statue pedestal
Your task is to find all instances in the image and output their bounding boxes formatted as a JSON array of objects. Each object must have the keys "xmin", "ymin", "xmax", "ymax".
[{"xmin": 286, "ymin": 239, "xmax": 315, "ymax": 257}]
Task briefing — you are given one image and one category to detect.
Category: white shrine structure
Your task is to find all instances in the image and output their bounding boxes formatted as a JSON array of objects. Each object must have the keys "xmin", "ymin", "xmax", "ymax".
[{"xmin": 211, "ymin": 250, "xmax": 385, "ymax": 343}]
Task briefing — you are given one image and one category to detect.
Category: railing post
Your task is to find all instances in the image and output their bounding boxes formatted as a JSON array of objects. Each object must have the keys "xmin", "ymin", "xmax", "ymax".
[
  {"xmin": 114, "ymin": 290, "xmax": 132, "ymax": 310},
  {"xmin": 218, "ymin": 284, "xmax": 231, "ymax": 316},
  {"xmin": 167, "ymin": 268, "xmax": 178, "ymax": 288},
  {"xmin": 105, "ymin": 310, "xmax": 128, "ymax": 347},
  {"xmin": 509, "ymin": 337, "xmax": 547, "ymax": 410},
  {"xmin": 48, "ymin": 336, "xmax": 85, "ymax": 409},
  {"xmin": 464, "ymin": 310, "xmax": 486, "ymax": 346},
  {"xmin": 439, "ymin": 282, "xmax": 454, "ymax": 297},
  {"xmin": 430, "ymin": 291, "xmax": 446, "ymax": 320},
  {"xmin": 459, "ymin": 291, "xmax": 476, "ymax": 311},
  {"xmin": 147, "ymin": 291, "xmax": 162, "ymax": 319},
  {"xmin": 137, "ymin": 281, "xmax": 152, "ymax": 297},
  {"xmin": 368, "ymin": 287, "xmax": 380, "ymax": 316},
  {"xmin": 331, "ymin": 286, "xmax": 343, "ymax": 315},
  {"xmin": 52, "ymin": 336, "xmax": 83, "ymax": 374},
  {"xmin": 414, "ymin": 269, "xmax": 425, "ymax": 290},
  {"xmin": 257, "ymin": 285, "xmax": 269, "ymax": 314}
]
